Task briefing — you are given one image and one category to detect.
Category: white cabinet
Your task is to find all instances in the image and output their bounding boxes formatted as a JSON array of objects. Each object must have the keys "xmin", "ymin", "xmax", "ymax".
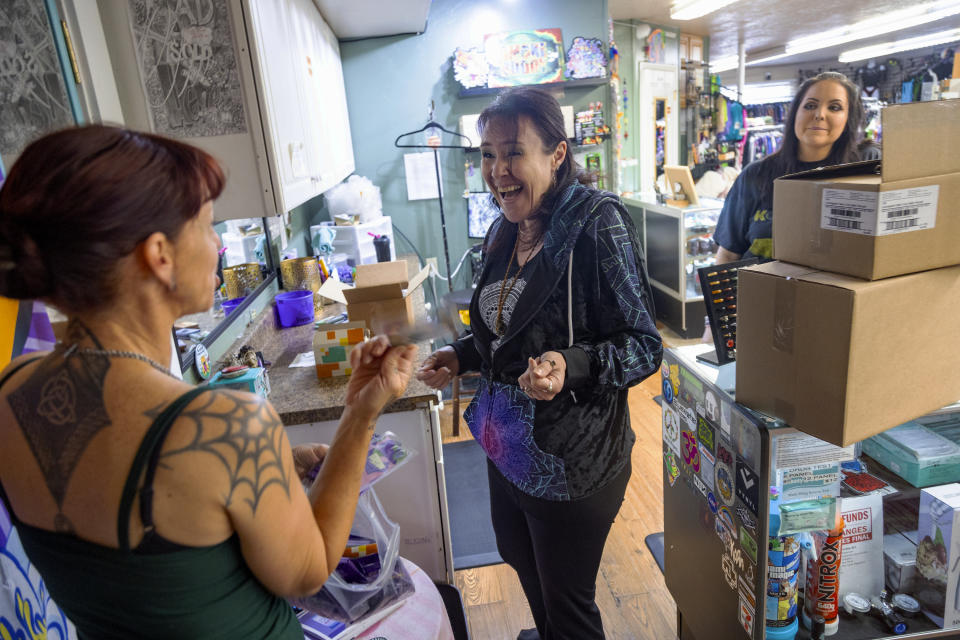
[
  {"xmin": 78, "ymin": 0, "xmax": 353, "ymax": 219},
  {"xmin": 243, "ymin": 0, "xmax": 355, "ymax": 212}
]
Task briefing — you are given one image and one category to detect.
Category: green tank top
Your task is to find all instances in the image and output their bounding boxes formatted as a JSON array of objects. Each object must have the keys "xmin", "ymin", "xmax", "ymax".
[{"xmin": 0, "ymin": 368, "xmax": 302, "ymax": 640}]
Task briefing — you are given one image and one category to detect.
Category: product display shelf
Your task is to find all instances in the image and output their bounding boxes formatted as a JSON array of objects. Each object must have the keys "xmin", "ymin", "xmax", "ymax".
[
  {"xmin": 622, "ymin": 197, "xmax": 721, "ymax": 338},
  {"xmin": 662, "ymin": 344, "xmax": 955, "ymax": 640}
]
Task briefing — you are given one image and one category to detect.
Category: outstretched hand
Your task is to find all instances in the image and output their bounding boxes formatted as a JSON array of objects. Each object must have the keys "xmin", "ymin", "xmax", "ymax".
[
  {"xmin": 344, "ymin": 336, "xmax": 418, "ymax": 422},
  {"xmin": 415, "ymin": 346, "xmax": 460, "ymax": 390}
]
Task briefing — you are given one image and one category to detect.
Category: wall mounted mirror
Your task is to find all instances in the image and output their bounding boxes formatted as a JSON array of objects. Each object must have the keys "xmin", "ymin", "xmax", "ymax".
[{"xmin": 176, "ymin": 215, "xmax": 277, "ymax": 373}]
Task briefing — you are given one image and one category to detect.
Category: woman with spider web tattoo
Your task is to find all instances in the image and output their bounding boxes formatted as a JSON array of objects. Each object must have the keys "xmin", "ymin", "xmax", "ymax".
[{"xmin": 0, "ymin": 125, "xmax": 417, "ymax": 639}]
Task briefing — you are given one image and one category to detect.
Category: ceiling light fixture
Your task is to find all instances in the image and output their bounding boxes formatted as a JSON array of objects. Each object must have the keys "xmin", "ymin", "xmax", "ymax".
[
  {"xmin": 670, "ymin": 0, "xmax": 742, "ymax": 21},
  {"xmin": 786, "ymin": 0, "xmax": 960, "ymax": 55},
  {"xmin": 838, "ymin": 27, "xmax": 960, "ymax": 62}
]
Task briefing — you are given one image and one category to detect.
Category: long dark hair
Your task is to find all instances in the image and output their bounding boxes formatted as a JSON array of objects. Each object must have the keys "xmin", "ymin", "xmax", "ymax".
[
  {"xmin": 771, "ymin": 71, "xmax": 864, "ymax": 176},
  {"xmin": 0, "ymin": 125, "xmax": 225, "ymax": 315},
  {"xmin": 477, "ymin": 87, "xmax": 590, "ymax": 252}
]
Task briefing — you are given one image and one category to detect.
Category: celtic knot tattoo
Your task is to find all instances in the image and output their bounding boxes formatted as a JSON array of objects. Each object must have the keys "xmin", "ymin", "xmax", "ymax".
[
  {"xmin": 159, "ymin": 391, "xmax": 291, "ymax": 515},
  {"xmin": 7, "ymin": 350, "xmax": 111, "ymax": 511}
]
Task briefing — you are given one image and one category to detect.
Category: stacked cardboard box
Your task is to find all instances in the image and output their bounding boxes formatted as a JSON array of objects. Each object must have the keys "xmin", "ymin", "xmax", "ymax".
[
  {"xmin": 736, "ymin": 99, "xmax": 960, "ymax": 447},
  {"xmin": 313, "ymin": 321, "xmax": 367, "ymax": 379}
]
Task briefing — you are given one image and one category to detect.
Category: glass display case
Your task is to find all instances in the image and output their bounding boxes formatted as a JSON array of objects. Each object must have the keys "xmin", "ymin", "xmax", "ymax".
[{"xmin": 623, "ymin": 197, "xmax": 722, "ymax": 338}]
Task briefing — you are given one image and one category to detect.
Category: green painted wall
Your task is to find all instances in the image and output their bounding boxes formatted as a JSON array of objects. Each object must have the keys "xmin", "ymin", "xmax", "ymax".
[{"xmin": 339, "ymin": 0, "xmax": 610, "ymax": 290}]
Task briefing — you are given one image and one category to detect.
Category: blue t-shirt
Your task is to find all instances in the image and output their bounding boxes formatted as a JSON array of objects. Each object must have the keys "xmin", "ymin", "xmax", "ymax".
[{"xmin": 713, "ymin": 158, "xmax": 821, "ymax": 260}]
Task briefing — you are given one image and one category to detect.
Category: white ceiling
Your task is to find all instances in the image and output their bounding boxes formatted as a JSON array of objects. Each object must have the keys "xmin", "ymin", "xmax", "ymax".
[
  {"xmin": 608, "ymin": 0, "xmax": 960, "ymax": 68},
  {"xmin": 314, "ymin": 0, "xmax": 431, "ymax": 40}
]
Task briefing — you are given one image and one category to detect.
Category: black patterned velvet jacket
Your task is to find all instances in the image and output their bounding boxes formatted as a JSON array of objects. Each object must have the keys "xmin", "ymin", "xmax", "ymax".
[{"xmin": 451, "ymin": 183, "xmax": 663, "ymax": 500}]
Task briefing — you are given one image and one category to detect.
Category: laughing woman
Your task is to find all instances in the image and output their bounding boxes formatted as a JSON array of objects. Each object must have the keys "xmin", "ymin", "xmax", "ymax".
[{"xmin": 417, "ymin": 87, "xmax": 662, "ymax": 640}]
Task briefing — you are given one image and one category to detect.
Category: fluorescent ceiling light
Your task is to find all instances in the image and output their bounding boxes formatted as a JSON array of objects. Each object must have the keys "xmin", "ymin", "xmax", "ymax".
[
  {"xmin": 787, "ymin": 0, "xmax": 960, "ymax": 55},
  {"xmin": 710, "ymin": 55, "xmax": 739, "ymax": 72},
  {"xmin": 741, "ymin": 81, "xmax": 796, "ymax": 105},
  {"xmin": 839, "ymin": 27, "xmax": 960, "ymax": 62},
  {"xmin": 671, "ymin": 0, "xmax": 741, "ymax": 21}
]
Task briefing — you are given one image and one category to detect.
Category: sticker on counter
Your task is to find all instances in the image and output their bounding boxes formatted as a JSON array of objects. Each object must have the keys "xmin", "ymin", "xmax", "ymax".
[
  {"xmin": 721, "ymin": 552, "xmax": 738, "ymax": 590},
  {"xmin": 707, "ymin": 492, "xmax": 718, "ymax": 514},
  {"xmin": 681, "ymin": 430, "xmax": 701, "ymax": 473},
  {"xmin": 679, "ymin": 405, "xmax": 696, "ymax": 430},
  {"xmin": 732, "ymin": 411, "xmax": 760, "ymax": 470},
  {"xmin": 693, "ymin": 473, "xmax": 708, "ymax": 497},
  {"xmin": 820, "ymin": 186, "xmax": 939, "ymax": 236},
  {"xmin": 704, "ymin": 390, "xmax": 720, "ymax": 424},
  {"xmin": 737, "ymin": 506, "xmax": 757, "ymax": 535},
  {"xmin": 699, "ymin": 449, "xmax": 715, "ymax": 490},
  {"xmin": 735, "ymin": 457, "xmax": 760, "ymax": 515},
  {"xmin": 739, "ymin": 526, "xmax": 758, "ymax": 565},
  {"xmin": 665, "ymin": 451, "xmax": 680, "ymax": 487},
  {"xmin": 680, "ymin": 367, "xmax": 704, "ymax": 407},
  {"xmin": 738, "ymin": 577, "xmax": 756, "ymax": 608},
  {"xmin": 717, "ymin": 506, "xmax": 736, "ymax": 536},
  {"xmin": 661, "ymin": 378, "xmax": 675, "ymax": 404},
  {"xmin": 663, "ymin": 406, "xmax": 681, "ymax": 457},
  {"xmin": 697, "ymin": 416, "xmax": 716, "ymax": 457},
  {"xmin": 720, "ymin": 398, "xmax": 732, "ymax": 438},
  {"xmin": 739, "ymin": 593, "xmax": 755, "ymax": 636},
  {"xmin": 661, "ymin": 361, "xmax": 670, "ymax": 378},
  {"xmin": 716, "ymin": 461, "xmax": 735, "ymax": 506}
]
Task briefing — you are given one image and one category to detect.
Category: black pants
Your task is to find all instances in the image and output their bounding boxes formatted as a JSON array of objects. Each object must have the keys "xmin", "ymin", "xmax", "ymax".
[{"xmin": 487, "ymin": 458, "xmax": 631, "ymax": 640}]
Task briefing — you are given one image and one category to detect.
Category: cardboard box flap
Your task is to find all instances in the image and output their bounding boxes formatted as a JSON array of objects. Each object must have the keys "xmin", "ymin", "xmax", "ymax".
[
  {"xmin": 882, "ymin": 99, "xmax": 960, "ymax": 182},
  {"xmin": 743, "ymin": 261, "xmax": 820, "ymax": 279},
  {"xmin": 343, "ymin": 282, "xmax": 406, "ymax": 303},
  {"xmin": 354, "ymin": 261, "xmax": 409, "ymax": 288},
  {"xmin": 780, "ymin": 160, "xmax": 880, "ymax": 181}
]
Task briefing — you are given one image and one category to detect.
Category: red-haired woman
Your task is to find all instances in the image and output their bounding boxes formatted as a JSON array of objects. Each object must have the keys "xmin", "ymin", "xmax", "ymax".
[{"xmin": 0, "ymin": 125, "xmax": 416, "ymax": 638}]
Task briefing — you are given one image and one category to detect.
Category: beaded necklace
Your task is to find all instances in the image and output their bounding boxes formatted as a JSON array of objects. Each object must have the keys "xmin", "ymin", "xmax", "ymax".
[{"xmin": 494, "ymin": 231, "xmax": 539, "ymax": 337}]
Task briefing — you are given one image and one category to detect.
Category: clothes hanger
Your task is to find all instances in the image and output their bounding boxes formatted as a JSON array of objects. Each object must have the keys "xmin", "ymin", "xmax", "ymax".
[{"xmin": 394, "ymin": 101, "xmax": 474, "ymax": 149}]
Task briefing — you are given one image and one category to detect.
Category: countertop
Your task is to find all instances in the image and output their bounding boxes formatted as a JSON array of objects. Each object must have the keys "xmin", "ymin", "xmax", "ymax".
[{"xmin": 214, "ymin": 292, "xmax": 440, "ymax": 426}]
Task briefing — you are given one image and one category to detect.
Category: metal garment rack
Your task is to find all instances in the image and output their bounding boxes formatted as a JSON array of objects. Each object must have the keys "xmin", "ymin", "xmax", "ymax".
[{"xmin": 394, "ymin": 106, "xmax": 473, "ymax": 293}]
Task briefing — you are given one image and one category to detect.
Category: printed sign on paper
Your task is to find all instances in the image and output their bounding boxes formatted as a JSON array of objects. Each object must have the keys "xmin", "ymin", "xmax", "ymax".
[
  {"xmin": 838, "ymin": 494, "xmax": 885, "ymax": 599},
  {"xmin": 778, "ymin": 462, "xmax": 842, "ymax": 503}
]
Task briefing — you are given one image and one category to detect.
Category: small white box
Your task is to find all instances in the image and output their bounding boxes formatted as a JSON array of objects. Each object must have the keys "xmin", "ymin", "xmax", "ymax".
[
  {"xmin": 884, "ymin": 532, "xmax": 918, "ymax": 593},
  {"xmin": 917, "ymin": 483, "xmax": 960, "ymax": 628}
]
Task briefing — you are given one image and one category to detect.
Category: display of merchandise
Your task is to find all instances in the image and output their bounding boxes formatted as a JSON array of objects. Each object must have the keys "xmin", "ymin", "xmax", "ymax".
[
  {"xmin": 574, "ymin": 102, "xmax": 609, "ymax": 145},
  {"xmin": 741, "ymin": 125, "xmax": 784, "ymax": 166},
  {"xmin": 696, "ymin": 257, "xmax": 759, "ymax": 365}
]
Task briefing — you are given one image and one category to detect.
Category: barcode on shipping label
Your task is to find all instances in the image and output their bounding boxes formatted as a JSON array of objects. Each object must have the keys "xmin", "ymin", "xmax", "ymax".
[
  {"xmin": 821, "ymin": 189, "xmax": 878, "ymax": 235},
  {"xmin": 876, "ymin": 185, "xmax": 938, "ymax": 236},
  {"xmin": 821, "ymin": 186, "xmax": 939, "ymax": 236}
]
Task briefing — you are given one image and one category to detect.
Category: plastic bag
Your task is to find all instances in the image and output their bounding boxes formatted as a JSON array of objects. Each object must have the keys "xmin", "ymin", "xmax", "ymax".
[
  {"xmin": 290, "ymin": 487, "xmax": 416, "ymax": 623},
  {"xmin": 324, "ymin": 175, "xmax": 382, "ymax": 223},
  {"xmin": 303, "ymin": 431, "xmax": 415, "ymax": 492}
]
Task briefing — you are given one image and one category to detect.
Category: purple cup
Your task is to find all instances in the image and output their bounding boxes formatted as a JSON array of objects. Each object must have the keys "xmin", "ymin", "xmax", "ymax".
[
  {"xmin": 222, "ymin": 297, "xmax": 245, "ymax": 317},
  {"xmin": 275, "ymin": 290, "xmax": 314, "ymax": 328}
]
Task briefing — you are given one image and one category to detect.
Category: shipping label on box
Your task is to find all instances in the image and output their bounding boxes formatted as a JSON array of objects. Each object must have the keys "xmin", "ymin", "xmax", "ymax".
[
  {"xmin": 917, "ymin": 483, "xmax": 960, "ymax": 628},
  {"xmin": 820, "ymin": 185, "xmax": 939, "ymax": 236}
]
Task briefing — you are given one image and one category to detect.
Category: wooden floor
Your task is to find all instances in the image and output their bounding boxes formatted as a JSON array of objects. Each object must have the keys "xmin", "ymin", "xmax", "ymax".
[{"xmin": 439, "ymin": 328, "xmax": 695, "ymax": 640}]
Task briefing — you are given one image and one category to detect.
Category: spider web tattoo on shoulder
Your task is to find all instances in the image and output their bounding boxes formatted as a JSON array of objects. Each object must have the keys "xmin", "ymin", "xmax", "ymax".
[{"xmin": 158, "ymin": 391, "xmax": 291, "ymax": 515}]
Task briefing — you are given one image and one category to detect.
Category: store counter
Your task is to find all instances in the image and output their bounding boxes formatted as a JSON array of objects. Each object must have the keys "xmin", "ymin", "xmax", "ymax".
[
  {"xmin": 215, "ymin": 299, "xmax": 454, "ymax": 586},
  {"xmin": 662, "ymin": 345, "xmax": 948, "ymax": 640},
  {"xmin": 622, "ymin": 197, "xmax": 722, "ymax": 338}
]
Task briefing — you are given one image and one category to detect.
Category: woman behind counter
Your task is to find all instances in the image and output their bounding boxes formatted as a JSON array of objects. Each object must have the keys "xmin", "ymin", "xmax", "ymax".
[
  {"xmin": 418, "ymin": 87, "xmax": 663, "ymax": 639},
  {"xmin": 713, "ymin": 71, "xmax": 866, "ymax": 263},
  {"xmin": 0, "ymin": 125, "xmax": 416, "ymax": 639}
]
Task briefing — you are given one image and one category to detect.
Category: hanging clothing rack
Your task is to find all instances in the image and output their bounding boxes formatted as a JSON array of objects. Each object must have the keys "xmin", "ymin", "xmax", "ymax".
[{"xmin": 394, "ymin": 102, "xmax": 473, "ymax": 292}]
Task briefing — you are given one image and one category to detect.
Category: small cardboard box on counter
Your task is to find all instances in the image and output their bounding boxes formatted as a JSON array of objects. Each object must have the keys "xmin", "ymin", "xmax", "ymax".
[
  {"xmin": 735, "ymin": 261, "xmax": 960, "ymax": 447},
  {"xmin": 207, "ymin": 366, "xmax": 271, "ymax": 398},
  {"xmin": 773, "ymin": 99, "xmax": 960, "ymax": 280},
  {"xmin": 313, "ymin": 321, "xmax": 367, "ymax": 378},
  {"xmin": 917, "ymin": 484, "xmax": 960, "ymax": 628},
  {"xmin": 342, "ymin": 261, "xmax": 430, "ymax": 334}
]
